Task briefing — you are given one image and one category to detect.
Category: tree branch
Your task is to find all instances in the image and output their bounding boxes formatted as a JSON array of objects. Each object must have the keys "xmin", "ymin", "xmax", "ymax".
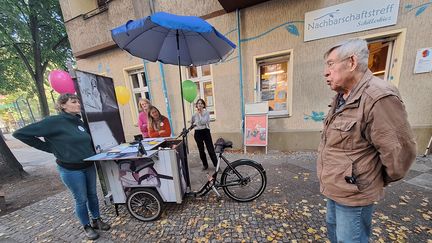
[
  {"xmin": 0, "ymin": 28, "xmax": 34, "ymax": 76},
  {"xmin": 13, "ymin": 42, "xmax": 35, "ymax": 78},
  {"xmin": 42, "ymin": 61, "xmax": 48, "ymax": 74},
  {"xmin": 51, "ymin": 35, "xmax": 68, "ymax": 51},
  {"xmin": 0, "ymin": 42, "xmax": 31, "ymax": 49},
  {"xmin": 14, "ymin": 0, "xmax": 31, "ymax": 28}
]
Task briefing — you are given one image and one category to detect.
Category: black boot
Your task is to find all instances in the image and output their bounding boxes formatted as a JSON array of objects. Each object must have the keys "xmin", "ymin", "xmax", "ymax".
[
  {"xmin": 84, "ymin": 224, "xmax": 99, "ymax": 240},
  {"xmin": 91, "ymin": 218, "xmax": 111, "ymax": 231}
]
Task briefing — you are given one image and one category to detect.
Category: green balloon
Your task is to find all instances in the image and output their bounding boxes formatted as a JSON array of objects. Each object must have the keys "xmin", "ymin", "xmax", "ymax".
[{"xmin": 182, "ymin": 80, "xmax": 197, "ymax": 103}]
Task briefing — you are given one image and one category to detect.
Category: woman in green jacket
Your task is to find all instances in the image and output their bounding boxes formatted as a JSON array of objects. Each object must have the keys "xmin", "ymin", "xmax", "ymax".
[{"xmin": 13, "ymin": 93, "xmax": 110, "ymax": 240}]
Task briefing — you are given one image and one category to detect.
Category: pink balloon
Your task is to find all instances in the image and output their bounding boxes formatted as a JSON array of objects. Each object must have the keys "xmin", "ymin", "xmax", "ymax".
[{"xmin": 48, "ymin": 70, "xmax": 75, "ymax": 94}]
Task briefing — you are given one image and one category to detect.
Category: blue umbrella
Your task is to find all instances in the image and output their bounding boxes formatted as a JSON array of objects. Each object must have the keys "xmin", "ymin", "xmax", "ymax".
[
  {"xmin": 111, "ymin": 12, "xmax": 236, "ymax": 66},
  {"xmin": 111, "ymin": 12, "xmax": 236, "ymax": 188},
  {"xmin": 111, "ymin": 12, "xmax": 236, "ymax": 127}
]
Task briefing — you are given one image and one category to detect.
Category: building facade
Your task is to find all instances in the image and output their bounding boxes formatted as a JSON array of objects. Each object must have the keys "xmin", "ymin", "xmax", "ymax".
[{"xmin": 59, "ymin": 0, "xmax": 432, "ymax": 153}]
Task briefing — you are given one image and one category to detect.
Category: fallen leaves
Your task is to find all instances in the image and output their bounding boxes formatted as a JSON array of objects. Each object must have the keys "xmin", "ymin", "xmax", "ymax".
[
  {"xmin": 401, "ymin": 217, "xmax": 411, "ymax": 222},
  {"xmin": 198, "ymin": 224, "xmax": 208, "ymax": 232}
]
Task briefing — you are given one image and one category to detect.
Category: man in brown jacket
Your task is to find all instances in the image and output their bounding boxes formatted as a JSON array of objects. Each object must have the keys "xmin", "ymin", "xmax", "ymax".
[{"xmin": 317, "ymin": 38, "xmax": 416, "ymax": 243}]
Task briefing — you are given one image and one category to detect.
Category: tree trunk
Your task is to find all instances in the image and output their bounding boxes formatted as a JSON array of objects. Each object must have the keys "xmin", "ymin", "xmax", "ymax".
[
  {"xmin": 29, "ymin": 0, "xmax": 50, "ymax": 118},
  {"xmin": 0, "ymin": 130, "xmax": 26, "ymax": 184},
  {"xmin": 35, "ymin": 73, "xmax": 49, "ymax": 117}
]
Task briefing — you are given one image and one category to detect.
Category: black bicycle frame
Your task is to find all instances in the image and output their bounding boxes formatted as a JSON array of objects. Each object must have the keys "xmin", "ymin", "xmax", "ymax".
[{"xmin": 192, "ymin": 153, "xmax": 245, "ymax": 197}]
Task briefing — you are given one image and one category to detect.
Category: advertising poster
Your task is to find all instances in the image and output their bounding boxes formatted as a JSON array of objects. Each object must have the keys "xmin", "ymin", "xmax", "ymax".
[
  {"xmin": 244, "ymin": 114, "xmax": 268, "ymax": 146},
  {"xmin": 75, "ymin": 70, "xmax": 125, "ymax": 152},
  {"xmin": 414, "ymin": 48, "xmax": 432, "ymax": 74}
]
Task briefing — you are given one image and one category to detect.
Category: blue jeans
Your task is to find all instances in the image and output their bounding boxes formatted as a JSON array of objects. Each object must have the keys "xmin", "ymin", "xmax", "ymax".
[
  {"xmin": 57, "ymin": 165, "xmax": 100, "ymax": 226},
  {"xmin": 326, "ymin": 198, "xmax": 374, "ymax": 243}
]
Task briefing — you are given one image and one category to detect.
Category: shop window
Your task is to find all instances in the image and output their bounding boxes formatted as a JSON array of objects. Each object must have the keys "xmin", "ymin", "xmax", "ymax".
[
  {"xmin": 186, "ymin": 65, "xmax": 216, "ymax": 120},
  {"xmin": 256, "ymin": 53, "xmax": 292, "ymax": 117},
  {"xmin": 128, "ymin": 69, "xmax": 150, "ymax": 116},
  {"xmin": 367, "ymin": 37, "xmax": 395, "ymax": 81}
]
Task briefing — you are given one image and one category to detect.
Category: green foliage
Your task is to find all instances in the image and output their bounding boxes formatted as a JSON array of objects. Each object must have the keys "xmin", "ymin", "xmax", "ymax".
[
  {"xmin": 0, "ymin": 0, "xmax": 73, "ymax": 116},
  {"xmin": 0, "ymin": 84, "xmax": 59, "ymax": 131}
]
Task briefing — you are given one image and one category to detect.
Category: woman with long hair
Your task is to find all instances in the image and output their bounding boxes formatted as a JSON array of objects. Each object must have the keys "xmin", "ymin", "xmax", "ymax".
[
  {"xmin": 137, "ymin": 98, "xmax": 152, "ymax": 138},
  {"xmin": 148, "ymin": 106, "xmax": 171, "ymax": 138}
]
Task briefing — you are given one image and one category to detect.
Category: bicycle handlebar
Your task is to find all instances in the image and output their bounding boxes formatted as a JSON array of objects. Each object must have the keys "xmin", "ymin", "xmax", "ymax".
[{"xmin": 176, "ymin": 124, "xmax": 196, "ymax": 139}]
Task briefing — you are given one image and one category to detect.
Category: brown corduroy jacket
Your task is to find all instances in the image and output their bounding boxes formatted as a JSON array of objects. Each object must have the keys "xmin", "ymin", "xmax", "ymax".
[{"xmin": 317, "ymin": 70, "xmax": 416, "ymax": 206}]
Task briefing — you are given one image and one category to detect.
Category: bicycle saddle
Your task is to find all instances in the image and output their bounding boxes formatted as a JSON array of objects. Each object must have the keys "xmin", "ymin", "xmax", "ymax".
[
  {"xmin": 214, "ymin": 138, "xmax": 233, "ymax": 153},
  {"xmin": 222, "ymin": 141, "xmax": 233, "ymax": 148}
]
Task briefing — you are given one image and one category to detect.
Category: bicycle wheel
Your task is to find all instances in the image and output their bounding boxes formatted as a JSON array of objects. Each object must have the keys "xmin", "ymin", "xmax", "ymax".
[
  {"xmin": 126, "ymin": 188, "xmax": 163, "ymax": 221},
  {"xmin": 221, "ymin": 160, "xmax": 267, "ymax": 202}
]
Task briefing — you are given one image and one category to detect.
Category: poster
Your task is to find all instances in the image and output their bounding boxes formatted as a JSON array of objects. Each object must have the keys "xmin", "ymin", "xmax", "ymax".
[
  {"xmin": 414, "ymin": 48, "xmax": 432, "ymax": 74},
  {"xmin": 244, "ymin": 114, "xmax": 268, "ymax": 146},
  {"xmin": 75, "ymin": 70, "xmax": 125, "ymax": 152}
]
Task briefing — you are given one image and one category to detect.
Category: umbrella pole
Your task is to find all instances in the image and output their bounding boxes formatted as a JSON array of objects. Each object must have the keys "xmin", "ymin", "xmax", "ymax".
[{"xmin": 176, "ymin": 30, "xmax": 191, "ymax": 189}]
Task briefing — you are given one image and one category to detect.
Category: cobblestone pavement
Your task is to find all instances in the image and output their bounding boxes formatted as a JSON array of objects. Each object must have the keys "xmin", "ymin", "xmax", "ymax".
[{"xmin": 0, "ymin": 150, "xmax": 431, "ymax": 242}]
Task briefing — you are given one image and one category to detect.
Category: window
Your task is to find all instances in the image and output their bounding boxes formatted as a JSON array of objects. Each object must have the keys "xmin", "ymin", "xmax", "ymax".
[
  {"xmin": 367, "ymin": 37, "xmax": 395, "ymax": 81},
  {"xmin": 256, "ymin": 53, "xmax": 292, "ymax": 117},
  {"xmin": 361, "ymin": 29, "xmax": 406, "ymax": 87},
  {"xmin": 186, "ymin": 65, "xmax": 216, "ymax": 120},
  {"xmin": 128, "ymin": 69, "xmax": 149, "ymax": 116}
]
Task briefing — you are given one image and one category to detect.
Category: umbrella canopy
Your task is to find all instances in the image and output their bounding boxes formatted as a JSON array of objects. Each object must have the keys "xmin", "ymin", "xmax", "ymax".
[{"xmin": 111, "ymin": 12, "xmax": 236, "ymax": 66}]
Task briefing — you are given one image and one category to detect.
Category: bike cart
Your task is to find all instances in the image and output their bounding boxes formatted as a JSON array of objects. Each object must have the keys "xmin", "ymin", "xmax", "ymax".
[
  {"xmin": 84, "ymin": 134, "xmax": 268, "ymax": 222},
  {"xmin": 84, "ymin": 137, "xmax": 188, "ymax": 221}
]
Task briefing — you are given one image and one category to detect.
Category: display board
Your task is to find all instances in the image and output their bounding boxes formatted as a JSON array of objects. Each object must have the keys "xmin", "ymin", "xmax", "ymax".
[
  {"xmin": 74, "ymin": 70, "xmax": 125, "ymax": 152},
  {"xmin": 244, "ymin": 115, "xmax": 268, "ymax": 146},
  {"xmin": 244, "ymin": 102, "xmax": 269, "ymax": 154}
]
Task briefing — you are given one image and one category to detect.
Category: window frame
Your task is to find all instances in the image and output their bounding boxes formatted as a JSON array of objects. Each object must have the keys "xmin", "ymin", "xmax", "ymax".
[
  {"xmin": 186, "ymin": 65, "xmax": 216, "ymax": 120},
  {"xmin": 367, "ymin": 36, "xmax": 396, "ymax": 82},
  {"xmin": 361, "ymin": 28, "xmax": 406, "ymax": 87},
  {"xmin": 128, "ymin": 68, "xmax": 149, "ymax": 120},
  {"xmin": 253, "ymin": 50, "xmax": 294, "ymax": 118}
]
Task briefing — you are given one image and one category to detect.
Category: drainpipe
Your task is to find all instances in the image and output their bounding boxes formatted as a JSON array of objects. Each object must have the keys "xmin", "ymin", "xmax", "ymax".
[
  {"xmin": 149, "ymin": 0, "xmax": 155, "ymax": 14},
  {"xmin": 237, "ymin": 9, "xmax": 245, "ymax": 143},
  {"xmin": 158, "ymin": 62, "xmax": 174, "ymax": 136}
]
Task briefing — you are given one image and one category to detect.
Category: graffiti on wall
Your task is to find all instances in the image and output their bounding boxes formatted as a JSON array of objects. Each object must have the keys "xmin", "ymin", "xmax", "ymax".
[
  {"xmin": 304, "ymin": 111, "xmax": 325, "ymax": 122},
  {"xmin": 218, "ymin": 20, "xmax": 303, "ymax": 65},
  {"xmin": 404, "ymin": 1, "xmax": 432, "ymax": 16}
]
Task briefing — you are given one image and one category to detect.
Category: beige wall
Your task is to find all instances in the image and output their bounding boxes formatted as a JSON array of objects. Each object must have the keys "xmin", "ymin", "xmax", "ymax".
[
  {"xmin": 60, "ymin": 0, "xmax": 140, "ymax": 54},
  {"xmin": 61, "ymin": 0, "xmax": 432, "ymax": 153},
  {"xmin": 60, "ymin": 0, "xmax": 97, "ymax": 21}
]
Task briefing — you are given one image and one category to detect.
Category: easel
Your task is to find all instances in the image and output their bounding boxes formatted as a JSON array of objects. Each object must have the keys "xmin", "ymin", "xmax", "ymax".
[{"xmin": 424, "ymin": 135, "xmax": 432, "ymax": 157}]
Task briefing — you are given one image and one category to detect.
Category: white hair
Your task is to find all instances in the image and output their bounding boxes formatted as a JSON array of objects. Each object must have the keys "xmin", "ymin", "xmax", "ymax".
[{"xmin": 324, "ymin": 38, "xmax": 369, "ymax": 72}]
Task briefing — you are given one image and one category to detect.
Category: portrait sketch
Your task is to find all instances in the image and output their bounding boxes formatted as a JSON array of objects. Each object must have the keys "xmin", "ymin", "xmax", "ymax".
[{"xmin": 75, "ymin": 70, "xmax": 125, "ymax": 151}]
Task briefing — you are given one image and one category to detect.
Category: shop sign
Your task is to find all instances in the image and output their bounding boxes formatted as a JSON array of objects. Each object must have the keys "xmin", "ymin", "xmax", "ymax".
[{"xmin": 304, "ymin": 0, "xmax": 400, "ymax": 41}]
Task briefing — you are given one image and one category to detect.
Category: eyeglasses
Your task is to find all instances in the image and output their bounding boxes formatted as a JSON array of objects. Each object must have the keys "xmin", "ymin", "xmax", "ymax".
[{"xmin": 325, "ymin": 55, "xmax": 353, "ymax": 70}]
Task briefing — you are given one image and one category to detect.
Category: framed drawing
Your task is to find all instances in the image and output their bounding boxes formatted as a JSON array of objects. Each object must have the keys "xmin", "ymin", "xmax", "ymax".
[{"xmin": 74, "ymin": 70, "xmax": 125, "ymax": 152}]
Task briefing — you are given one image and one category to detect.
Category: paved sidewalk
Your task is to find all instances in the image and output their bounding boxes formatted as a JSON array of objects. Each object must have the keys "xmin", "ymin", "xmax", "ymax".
[{"xmin": 0, "ymin": 147, "xmax": 431, "ymax": 242}]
